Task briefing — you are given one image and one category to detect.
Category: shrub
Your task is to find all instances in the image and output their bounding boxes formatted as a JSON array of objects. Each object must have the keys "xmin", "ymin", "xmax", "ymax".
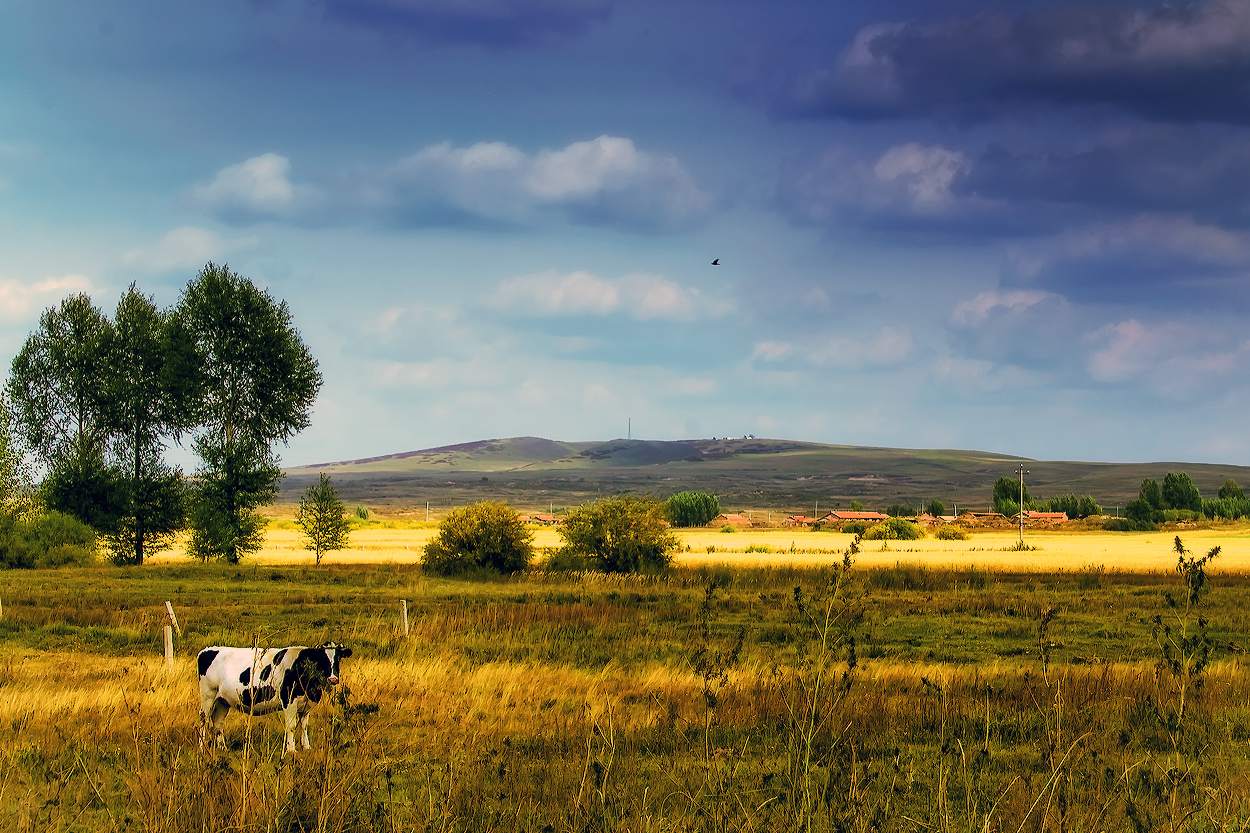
[
  {"xmin": 719, "ymin": 524, "xmax": 736, "ymax": 534},
  {"xmin": 0, "ymin": 510, "xmax": 98, "ymax": 569},
  {"xmin": 421, "ymin": 501, "xmax": 534, "ymax": 576},
  {"xmin": 1103, "ymin": 518, "xmax": 1153, "ymax": 532},
  {"xmin": 558, "ymin": 495, "xmax": 677, "ymax": 573},
  {"xmin": 666, "ymin": 491, "xmax": 720, "ymax": 527},
  {"xmin": 933, "ymin": 524, "xmax": 968, "ymax": 540},
  {"xmin": 841, "ymin": 520, "xmax": 869, "ymax": 535},
  {"xmin": 862, "ymin": 517, "xmax": 925, "ymax": 541},
  {"xmin": 354, "ymin": 505, "xmax": 371, "ymax": 520}
]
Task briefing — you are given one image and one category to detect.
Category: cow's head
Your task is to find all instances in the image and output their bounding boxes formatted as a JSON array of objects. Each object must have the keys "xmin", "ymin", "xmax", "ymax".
[{"xmin": 320, "ymin": 642, "xmax": 353, "ymax": 685}]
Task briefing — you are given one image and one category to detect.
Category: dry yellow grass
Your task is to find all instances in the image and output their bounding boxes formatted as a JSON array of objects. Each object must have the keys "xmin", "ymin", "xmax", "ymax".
[{"xmin": 146, "ymin": 524, "xmax": 1250, "ymax": 572}]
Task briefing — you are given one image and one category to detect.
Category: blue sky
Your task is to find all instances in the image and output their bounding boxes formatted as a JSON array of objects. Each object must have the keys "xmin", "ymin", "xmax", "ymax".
[{"xmin": 4, "ymin": 0, "xmax": 1250, "ymax": 467}]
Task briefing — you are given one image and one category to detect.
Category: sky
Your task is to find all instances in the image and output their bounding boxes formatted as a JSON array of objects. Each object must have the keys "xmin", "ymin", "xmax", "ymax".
[{"xmin": 3, "ymin": 0, "xmax": 1250, "ymax": 468}]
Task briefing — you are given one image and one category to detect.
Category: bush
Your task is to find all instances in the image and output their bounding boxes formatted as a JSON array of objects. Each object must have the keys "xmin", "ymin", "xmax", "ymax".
[
  {"xmin": 841, "ymin": 520, "xmax": 869, "ymax": 535},
  {"xmin": 558, "ymin": 495, "xmax": 677, "ymax": 573},
  {"xmin": 421, "ymin": 501, "xmax": 534, "ymax": 576},
  {"xmin": 666, "ymin": 491, "xmax": 720, "ymax": 527},
  {"xmin": 933, "ymin": 524, "xmax": 968, "ymax": 540},
  {"xmin": 1103, "ymin": 518, "xmax": 1153, "ymax": 532},
  {"xmin": 0, "ymin": 510, "xmax": 98, "ymax": 569},
  {"xmin": 862, "ymin": 517, "xmax": 925, "ymax": 541},
  {"xmin": 719, "ymin": 525, "xmax": 736, "ymax": 533}
]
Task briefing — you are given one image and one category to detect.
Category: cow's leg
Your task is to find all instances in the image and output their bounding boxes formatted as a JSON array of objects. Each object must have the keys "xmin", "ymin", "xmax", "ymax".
[
  {"xmin": 300, "ymin": 712, "xmax": 312, "ymax": 750},
  {"xmin": 202, "ymin": 697, "xmax": 230, "ymax": 749},
  {"xmin": 283, "ymin": 707, "xmax": 301, "ymax": 754}
]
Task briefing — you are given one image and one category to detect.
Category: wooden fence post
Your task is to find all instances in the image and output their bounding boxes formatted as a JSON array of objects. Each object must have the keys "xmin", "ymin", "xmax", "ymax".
[
  {"xmin": 401, "ymin": 599, "xmax": 409, "ymax": 637},
  {"xmin": 164, "ymin": 601, "xmax": 181, "ymax": 637},
  {"xmin": 164, "ymin": 625, "xmax": 174, "ymax": 671}
]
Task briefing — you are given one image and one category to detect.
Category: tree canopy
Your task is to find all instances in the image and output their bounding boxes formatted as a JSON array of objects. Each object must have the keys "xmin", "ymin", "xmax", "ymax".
[
  {"xmin": 1218, "ymin": 479, "xmax": 1245, "ymax": 501},
  {"xmin": 1162, "ymin": 472, "xmax": 1202, "ymax": 513},
  {"xmin": 992, "ymin": 476, "xmax": 1033, "ymax": 515},
  {"xmin": 666, "ymin": 491, "xmax": 720, "ymax": 527}
]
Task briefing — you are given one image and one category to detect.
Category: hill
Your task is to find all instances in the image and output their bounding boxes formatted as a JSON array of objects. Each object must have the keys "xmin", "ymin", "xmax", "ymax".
[{"xmin": 279, "ymin": 436, "xmax": 1250, "ymax": 516}]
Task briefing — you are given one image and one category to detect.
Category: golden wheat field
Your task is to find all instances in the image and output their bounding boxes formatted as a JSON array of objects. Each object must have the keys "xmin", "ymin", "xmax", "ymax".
[{"xmin": 146, "ymin": 523, "xmax": 1250, "ymax": 572}]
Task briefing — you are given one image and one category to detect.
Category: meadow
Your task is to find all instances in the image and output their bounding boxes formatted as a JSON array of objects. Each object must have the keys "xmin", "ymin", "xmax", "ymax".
[{"xmin": 3, "ymin": 525, "xmax": 1250, "ymax": 831}]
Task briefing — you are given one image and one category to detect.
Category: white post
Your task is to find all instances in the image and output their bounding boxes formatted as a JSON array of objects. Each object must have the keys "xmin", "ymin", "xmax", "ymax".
[
  {"xmin": 164, "ymin": 601, "xmax": 181, "ymax": 637},
  {"xmin": 164, "ymin": 625, "xmax": 174, "ymax": 671},
  {"xmin": 401, "ymin": 600, "xmax": 409, "ymax": 637},
  {"xmin": 425, "ymin": 502, "xmax": 429, "ymax": 522}
]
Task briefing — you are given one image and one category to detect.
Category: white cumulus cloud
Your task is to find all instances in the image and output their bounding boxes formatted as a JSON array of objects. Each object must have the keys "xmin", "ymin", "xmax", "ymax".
[
  {"xmin": 192, "ymin": 153, "xmax": 320, "ymax": 220},
  {"xmin": 489, "ymin": 270, "xmax": 713, "ymax": 321}
]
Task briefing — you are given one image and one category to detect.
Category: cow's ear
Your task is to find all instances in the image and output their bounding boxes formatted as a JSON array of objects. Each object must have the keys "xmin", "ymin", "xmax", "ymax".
[{"xmin": 340, "ymin": 648, "xmax": 352, "ymax": 658}]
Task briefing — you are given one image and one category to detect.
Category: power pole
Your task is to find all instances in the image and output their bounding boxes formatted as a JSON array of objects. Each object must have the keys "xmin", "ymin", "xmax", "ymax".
[{"xmin": 1017, "ymin": 464, "xmax": 1030, "ymax": 546}]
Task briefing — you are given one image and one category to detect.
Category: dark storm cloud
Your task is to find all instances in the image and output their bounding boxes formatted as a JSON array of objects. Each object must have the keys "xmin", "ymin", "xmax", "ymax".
[
  {"xmin": 777, "ymin": 125, "xmax": 1250, "ymax": 239},
  {"xmin": 312, "ymin": 0, "xmax": 612, "ymax": 46},
  {"xmin": 793, "ymin": 0, "xmax": 1250, "ymax": 123}
]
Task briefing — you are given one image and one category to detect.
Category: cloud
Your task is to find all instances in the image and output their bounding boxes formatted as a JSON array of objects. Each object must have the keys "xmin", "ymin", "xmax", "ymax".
[
  {"xmin": 0, "ymin": 274, "xmax": 93, "ymax": 320},
  {"xmin": 488, "ymin": 270, "xmax": 716, "ymax": 321},
  {"xmin": 377, "ymin": 136, "xmax": 712, "ymax": 232},
  {"xmin": 121, "ymin": 226, "xmax": 257, "ymax": 272},
  {"xmin": 807, "ymin": 326, "xmax": 913, "ymax": 369},
  {"xmin": 314, "ymin": 0, "xmax": 612, "ymax": 47},
  {"xmin": 1086, "ymin": 318, "xmax": 1250, "ymax": 397},
  {"xmin": 792, "ymin": 0, "xmax": 1250, "ymax": 124},
  {"xmin": 197, "ymin": 138, "xmax": 711, "ymax": 233},
  {"xmin": 191, "ymin": 154, "xmax": 321, "ymax": 222},
  {"xmin": 952, "ymin": 290, "xmax": 1051, "ymax": 326},
  {"xmin": 778, "ymin": 142, "xmax": 1017, "ymax": 236},
  {"xmin": 1004, "ymin": 215, "xmax": 1250, "ymax": 304}
]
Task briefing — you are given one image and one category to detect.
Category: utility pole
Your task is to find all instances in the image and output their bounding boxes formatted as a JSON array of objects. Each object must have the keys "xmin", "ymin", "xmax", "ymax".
[{"xmin": 1017, "ymin": 464, "xmax": 1030, "ymax": 546}]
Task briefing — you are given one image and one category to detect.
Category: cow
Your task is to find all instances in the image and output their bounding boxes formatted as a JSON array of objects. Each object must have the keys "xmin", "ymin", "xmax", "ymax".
[{"xmin": 198, "ymin": 642, "xmax": 353, "ymax": 753}]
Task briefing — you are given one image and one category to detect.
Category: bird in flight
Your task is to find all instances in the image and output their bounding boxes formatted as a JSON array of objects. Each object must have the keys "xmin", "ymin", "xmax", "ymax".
[{"xmin": 711, "ymin": 258, "xmax": 720, "ymax": 265}]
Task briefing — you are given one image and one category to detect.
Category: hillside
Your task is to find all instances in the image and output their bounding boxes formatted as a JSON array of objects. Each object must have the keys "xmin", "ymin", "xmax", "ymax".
[{"xmin": 279, "ymin": 436, "xmax": 1250, "ymax": 515}]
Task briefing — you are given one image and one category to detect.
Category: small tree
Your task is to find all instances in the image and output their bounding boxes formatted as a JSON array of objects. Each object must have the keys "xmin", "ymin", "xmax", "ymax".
[
  {"xmin": 992, "ymin": 476, "xmax": 1032, "ymax": 515},
  {"xmin": 925, "ymin": 499, "xmax": 945, "ymax": 517},
  {"xmin": 559, "ymin": 495, "xmax": 677, "ymax": 573},
  {"xmin": 1218, "ymin": 478, "xmax": 1245, "ymax": 501},
  {"xmin": 666, "ymin": 491, "xmax": 720, "ymax": 527},
  {"xmin": 295, "ymin": 473, "xmax": 351, "ymax": 565},
  {"xmin": 422, "ymin": 501, "xmax": 533, "ymax": 576}
]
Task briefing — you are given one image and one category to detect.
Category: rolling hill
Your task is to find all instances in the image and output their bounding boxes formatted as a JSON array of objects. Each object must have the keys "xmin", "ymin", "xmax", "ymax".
[{"xmin": 279, "ymin": 437, "xmax": 1250, "ymax": 515}]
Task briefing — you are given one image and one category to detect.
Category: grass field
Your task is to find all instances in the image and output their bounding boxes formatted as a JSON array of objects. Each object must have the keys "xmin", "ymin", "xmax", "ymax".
[
  {"xmin": 149, "ymin": 523, "xmax": 1250, "ymax": 573},
  {"xmin": 5, "ymin": 527, "xmax": 1250, "ymax": 831}
]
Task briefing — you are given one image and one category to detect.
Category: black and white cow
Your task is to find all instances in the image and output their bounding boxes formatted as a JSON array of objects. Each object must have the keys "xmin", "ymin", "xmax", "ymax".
[{"xmin": 198, "ymin": 642, "xmax": 353, "ymax": 753}]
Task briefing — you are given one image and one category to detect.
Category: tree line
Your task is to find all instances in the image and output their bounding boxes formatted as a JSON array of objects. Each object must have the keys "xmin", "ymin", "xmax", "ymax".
[
  {"xmin": 2, "ymin": 263, "xmax": 320, "ymax": 565},
  {"xmin": 1117, "ymin": 474, "xmax": 1248, "ymax": 530}
]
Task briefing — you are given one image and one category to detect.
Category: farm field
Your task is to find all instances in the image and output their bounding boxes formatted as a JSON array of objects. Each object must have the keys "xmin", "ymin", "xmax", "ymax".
[
  {"xmin": 150, "ymin": 523, "xmax": 1250, "ymax": 573},
  {"xmin": 4, "ymin": 528, "xmax": 1250, "ymax": 831}
]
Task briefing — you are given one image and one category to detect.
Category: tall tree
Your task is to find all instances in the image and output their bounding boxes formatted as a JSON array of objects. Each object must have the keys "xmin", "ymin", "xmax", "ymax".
[
  {"xmin": 1162, "ymin": 471, "xmax": 1202, "ymax": 513},
  {"xmin": 100, "ymin": 286, "xmax": 196, "ymax": 565},
  {"xmin": 178, "ymin": 263, "xmax": 322, "ymax": 563},
  {"xmin": 295, "ymin": 473, "xmax": 351, "ymax": 565},
  {"xmin": 4, "ymin": 294, "xmax": 124, "ymax": 530}
]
